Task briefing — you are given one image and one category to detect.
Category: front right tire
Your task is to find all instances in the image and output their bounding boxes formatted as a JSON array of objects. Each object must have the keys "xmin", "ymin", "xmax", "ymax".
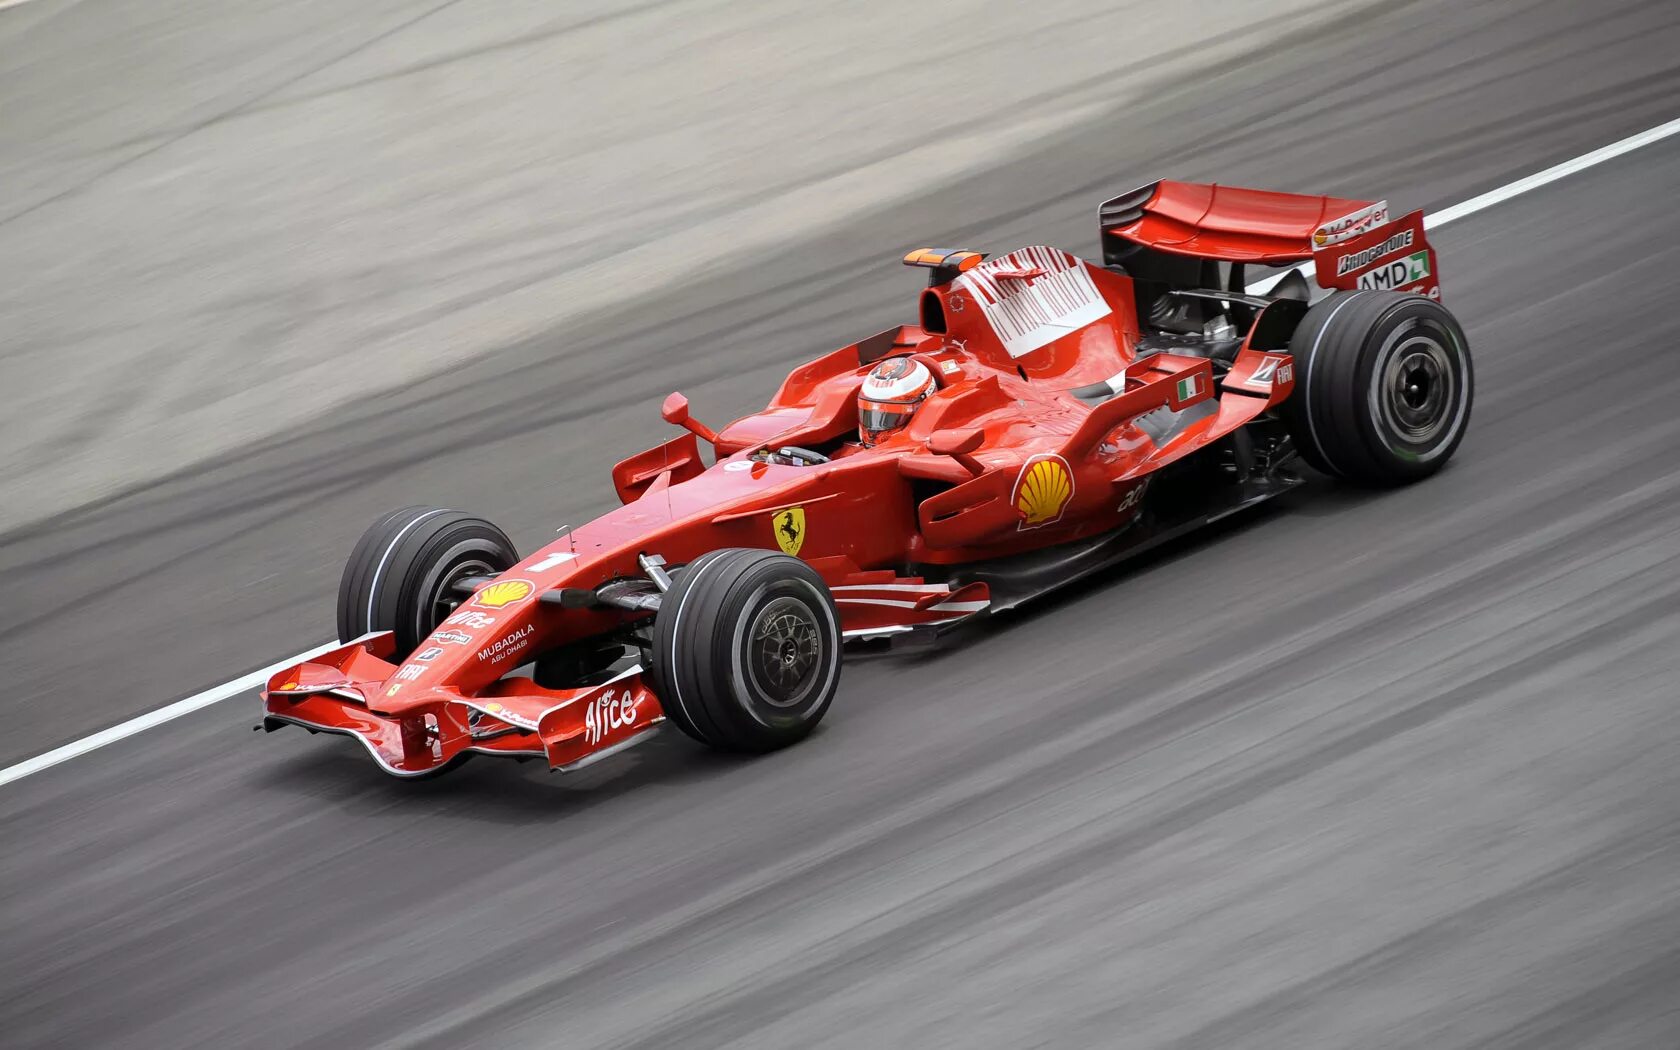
[{"xmin": 649, "ymin": 548, "xmax": 842, "ymax": 753}]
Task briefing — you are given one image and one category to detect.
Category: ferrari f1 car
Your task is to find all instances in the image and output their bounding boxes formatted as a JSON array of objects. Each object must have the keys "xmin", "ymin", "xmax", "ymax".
[{"xmin": 262, "ymin": 182, "xmax": 1471, "ymax": 777}]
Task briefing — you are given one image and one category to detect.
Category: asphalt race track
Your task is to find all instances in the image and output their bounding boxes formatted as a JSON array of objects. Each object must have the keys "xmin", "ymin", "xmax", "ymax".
[{"xmin": 5, "ymin": 2, "xmax": 1680, "ymax": 1048}]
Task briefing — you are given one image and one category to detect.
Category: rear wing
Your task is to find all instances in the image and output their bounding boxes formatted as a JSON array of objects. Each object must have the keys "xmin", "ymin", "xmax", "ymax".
[
  {"xmin": 1100, "ymin": 180, "xmax": 1441, "ymax": 299},
  {"xmin": 1100, "ymin": 180, "xmax": 1380, "ymax": 265}
]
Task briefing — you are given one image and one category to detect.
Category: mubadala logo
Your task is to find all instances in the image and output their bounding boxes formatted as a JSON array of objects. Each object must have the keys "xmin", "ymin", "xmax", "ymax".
[
  {"xmin": 1335, "ymin": 229, "xmax": 1414, "ymax": 276},
  {"xmin": 1357, "ymin": 250, "xmax": 1431, "ymax": 291},
  {"xmin": 476, "ymin": 623, "xmax": 534, "ymax": 663}
]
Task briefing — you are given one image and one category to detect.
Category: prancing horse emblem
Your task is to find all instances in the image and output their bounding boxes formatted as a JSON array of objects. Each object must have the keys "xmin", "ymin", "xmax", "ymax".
[{"xmin": 773, "ymin": 507, "xmax": 806, "ymax": 557}]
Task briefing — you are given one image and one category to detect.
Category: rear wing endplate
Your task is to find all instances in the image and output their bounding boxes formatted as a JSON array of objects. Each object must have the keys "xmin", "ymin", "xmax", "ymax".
[{"xmin": 1310, "ymin": 208, "xmax": 1441, "ymax": 301}]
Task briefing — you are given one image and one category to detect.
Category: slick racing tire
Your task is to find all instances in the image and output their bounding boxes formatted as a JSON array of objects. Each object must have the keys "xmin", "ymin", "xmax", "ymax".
[
  {"xmin": 1282, "ymin": 290, "xmax": 1473, "ymax": 485},
  {"xmin": 337, "ymin": 506, "xmax": 520, "ymax": 658},
  {"xmin": 649, "ymin": 549, "xmax": 842, "ymax": 753}
]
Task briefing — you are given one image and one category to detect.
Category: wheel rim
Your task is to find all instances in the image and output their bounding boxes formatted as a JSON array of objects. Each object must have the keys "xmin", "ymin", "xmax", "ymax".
[
  {"xmin": 747, "ymin": 596, "xmax": 822, "ymax": 708},
  {"xmin": 1379, "ymin": 334, "xmax": 1456, "ymax": 444}
]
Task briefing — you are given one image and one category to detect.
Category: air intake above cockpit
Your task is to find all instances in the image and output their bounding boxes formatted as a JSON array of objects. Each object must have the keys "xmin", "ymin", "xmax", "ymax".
[{"xmin": 902, "ymin": 247, "xmax": 988, "ymax": 287}]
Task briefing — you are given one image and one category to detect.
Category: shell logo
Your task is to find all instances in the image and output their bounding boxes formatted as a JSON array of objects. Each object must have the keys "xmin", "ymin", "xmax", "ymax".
[
  {"xmin": 1013, "ymin": 454, "xmax": 1074, "ymax": 530},
  {"xmin": 472, "ymin": 579, "xmax": 534, "ymax": 609}
]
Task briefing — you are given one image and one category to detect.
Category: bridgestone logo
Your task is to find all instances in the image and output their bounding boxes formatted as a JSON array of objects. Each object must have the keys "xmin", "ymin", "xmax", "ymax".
[
  {"xmin": 1357, "ymin": 250, "xmax": 1432, "ymax": 291},
  {"xmin": 1336, "ymin": 229, "xmax": 1415, "ymax": 276}
]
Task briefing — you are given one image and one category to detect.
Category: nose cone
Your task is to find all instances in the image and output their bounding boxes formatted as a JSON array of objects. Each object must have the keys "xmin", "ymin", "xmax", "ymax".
[{"xmin": 366, "ymin": 683, "xmax": 459, "ymax": 716}]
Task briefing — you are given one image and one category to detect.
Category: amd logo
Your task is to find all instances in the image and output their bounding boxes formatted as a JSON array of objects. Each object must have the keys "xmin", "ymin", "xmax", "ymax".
[{"xmin": 1358, "ymin": 250, "xmax": 1432, "ymax": 291}]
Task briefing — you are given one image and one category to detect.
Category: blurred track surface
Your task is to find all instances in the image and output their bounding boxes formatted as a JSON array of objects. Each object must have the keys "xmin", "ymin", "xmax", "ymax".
[
  {"xmin": 0, "ymin": 0, "xmax": 1361, "ymax": 527},
  {"xmin": 4, "ymin": 1, "xmax": 1680, "ymax": 1047}
]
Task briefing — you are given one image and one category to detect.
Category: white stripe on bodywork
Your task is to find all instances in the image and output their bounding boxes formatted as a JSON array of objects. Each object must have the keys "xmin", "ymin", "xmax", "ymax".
[
  {"xmin": 835, "ymin": 597, "xmax": 990, "ymax": 613},
  {"xmin": 842, "ymin": 625, "xmax": 914, "ymax": 640},
  {"xmin": 831, "ymin": 583, "xmax": 952, "ymax": 594}
]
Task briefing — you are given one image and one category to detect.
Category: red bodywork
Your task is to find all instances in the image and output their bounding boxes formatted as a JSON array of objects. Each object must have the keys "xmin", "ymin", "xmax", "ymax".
[{"xmin": 263, "ymin": 181, "xmax": 1436, "ymax": 776}]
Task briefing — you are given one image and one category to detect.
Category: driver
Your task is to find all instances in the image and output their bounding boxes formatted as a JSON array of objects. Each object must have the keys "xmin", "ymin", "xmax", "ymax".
[{"xmin": 857, "ymin": 357, "xmax": 936, "ymax": 446}]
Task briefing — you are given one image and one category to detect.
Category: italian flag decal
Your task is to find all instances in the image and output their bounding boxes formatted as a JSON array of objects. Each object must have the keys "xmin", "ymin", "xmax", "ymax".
[{"xmin": 1175, "ymin": 374, "xmax": 1204, "ymax": 400}]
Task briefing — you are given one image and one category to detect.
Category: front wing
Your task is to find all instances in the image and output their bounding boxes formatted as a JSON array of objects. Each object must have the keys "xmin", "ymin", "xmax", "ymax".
[
  {"xmin": 261, "ymin": 635, "xmax": 665, "ymax": 776},
  {"xmin": 261, "ymin": 578, "xmax": 993, "ymax": 776}
]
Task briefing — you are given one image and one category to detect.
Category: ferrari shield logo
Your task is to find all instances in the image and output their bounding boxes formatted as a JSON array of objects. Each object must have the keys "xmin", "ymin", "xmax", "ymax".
[{"xmin": 772, "ymin": 507, "xmax": 805, "ymax": 556}]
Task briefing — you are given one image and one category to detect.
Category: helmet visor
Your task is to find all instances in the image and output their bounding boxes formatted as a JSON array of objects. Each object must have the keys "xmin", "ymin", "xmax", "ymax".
[{"xmin": 858, "ymin": 400, "xmax": 914, "ymax": 443}]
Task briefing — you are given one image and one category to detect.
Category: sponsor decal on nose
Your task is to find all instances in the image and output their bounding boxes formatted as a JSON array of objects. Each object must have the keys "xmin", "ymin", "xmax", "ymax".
[
  {"xmin": 584, "ymin": 688, "xmax": 644, "ymax": 746},
  {"xmin": 476, "ymin": 623, "xmax": 535, "ymax": 664},
  {"xmin": 473, "ymin": 579, "xmax": 534, "ymax": 609}
]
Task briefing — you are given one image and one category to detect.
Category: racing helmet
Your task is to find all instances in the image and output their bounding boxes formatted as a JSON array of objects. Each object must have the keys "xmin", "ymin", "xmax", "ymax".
[{"xmin": 858, "ymin": 357, "xmax": 936, "ymax": 446}]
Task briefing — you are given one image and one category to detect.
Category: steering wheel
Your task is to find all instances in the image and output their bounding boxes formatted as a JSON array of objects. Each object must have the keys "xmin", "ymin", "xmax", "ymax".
[{"xmin": 776, "ymin": 446, "xmax": 830, "ymax": 465}]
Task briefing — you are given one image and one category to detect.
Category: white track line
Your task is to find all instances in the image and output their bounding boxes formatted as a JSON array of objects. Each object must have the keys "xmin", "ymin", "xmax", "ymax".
[
  {"xmin": 0, "ymin": 639, "xmax": 341, "ymax": 789},
  {"xmin": 3, "ymin": 115, "xmax": 1680, "ymax": 790},
  {"xmin": 1427, "ymin": 115, "xmax": 1680, "ymax": 228},
  {"xmin": 1248, "ymin": 114, "xmax": 1680, "ymax": 295}
]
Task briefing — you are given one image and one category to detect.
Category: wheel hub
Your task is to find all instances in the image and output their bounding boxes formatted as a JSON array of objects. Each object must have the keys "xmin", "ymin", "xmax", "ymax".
[
  {"xmin": 750, "ymin": 596, "xmax": 821, "ymax": 707},
  {"xmin": 427, "ymin": 558, "xmax": 495, "ymax": 631},
  {"xmin": 1381, "ymin": 337, "xmax": 1454, "ymax": 443}
]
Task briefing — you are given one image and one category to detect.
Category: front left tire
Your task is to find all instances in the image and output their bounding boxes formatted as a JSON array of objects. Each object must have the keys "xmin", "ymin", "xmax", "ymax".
[{"xmin": 337, "ymin": 506, "xmax": 520, "ymax": 658}]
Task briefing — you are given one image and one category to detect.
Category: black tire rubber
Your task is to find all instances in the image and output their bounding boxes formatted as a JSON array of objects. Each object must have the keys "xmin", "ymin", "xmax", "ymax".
[
  {"xmin": 648, "ymin": 549, "xmax": 842, "ymax": 753},
  {"xmin": 336, "ymin": 506, "xmax": 519, "ymax": 658},
  {"xmin": 1281, "ymin": 290, "xmax": 1473, "ymax": 486}
]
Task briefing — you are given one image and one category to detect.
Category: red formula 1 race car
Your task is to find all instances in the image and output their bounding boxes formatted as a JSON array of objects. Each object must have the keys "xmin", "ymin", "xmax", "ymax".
[{"xmin": 262, "ymin": 182, "xmax": 1471, "ymax": 777}]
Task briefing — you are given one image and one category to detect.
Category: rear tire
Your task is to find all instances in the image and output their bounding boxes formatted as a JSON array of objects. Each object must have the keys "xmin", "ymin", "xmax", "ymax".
[
  {"xmin": 649, "ymin": 549, "xmax": 842, "ymax": 753},
  {"xmin": 1282, "ymin": 290, "xmax": 1473, "ymax": 485},
  {"xmin": 337, "ymin": 506, "xmax": 519, "ymax": 658}
]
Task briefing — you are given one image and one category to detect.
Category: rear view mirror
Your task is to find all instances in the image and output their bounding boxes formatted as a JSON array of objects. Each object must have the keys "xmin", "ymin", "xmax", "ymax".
[
  {"xmin": 929, "ymin": 429, "xmax": 983, "ymax": 457},
  {"xmin": 661, "ymin": 391, "xmax": 718, "ymax": 447},
  {"xmin": 928, "ymin": 428, "xmax": 985, "ymax": 475}
]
